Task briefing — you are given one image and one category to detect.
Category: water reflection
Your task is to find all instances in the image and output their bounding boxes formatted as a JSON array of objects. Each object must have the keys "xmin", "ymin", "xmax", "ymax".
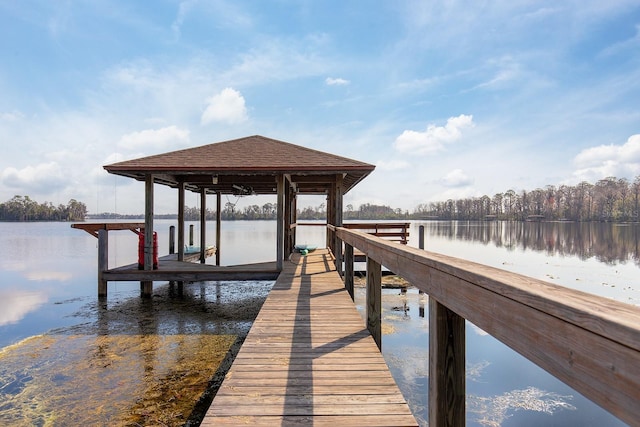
[
  {"xmin": 0, "ymin": 290, "xmax": 48, "ymax": 326},
  {"xmin": 355, "ymin": 285, "xmax": 623, "ymax": 427},
  {"xmin": 422, "ymin": 221, "xmax": 640, "ymax": 266}
]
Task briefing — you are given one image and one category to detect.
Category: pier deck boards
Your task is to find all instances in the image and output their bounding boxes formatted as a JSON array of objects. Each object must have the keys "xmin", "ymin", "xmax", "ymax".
[{"xmin": 202, "ymin": 249, "xmax": 417, "ymax": 426}]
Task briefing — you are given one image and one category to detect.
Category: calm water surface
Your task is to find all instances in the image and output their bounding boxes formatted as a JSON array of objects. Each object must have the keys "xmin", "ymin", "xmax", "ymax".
[{"xmin": 0, "ymin": 220, "xmax": 637, "ymax": 426}]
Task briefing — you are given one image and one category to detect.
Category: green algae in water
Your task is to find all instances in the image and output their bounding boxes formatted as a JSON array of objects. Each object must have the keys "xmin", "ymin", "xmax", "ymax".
[{"xmin": 0, "ymin": 334, "xmax": 236, "ymax": 426}]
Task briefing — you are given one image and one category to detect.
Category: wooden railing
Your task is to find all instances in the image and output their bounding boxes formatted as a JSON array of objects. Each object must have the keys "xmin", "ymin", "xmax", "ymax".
[
  {"xmin": 343, "ymin": 222, "xmax": 410, "ymax": 244},
  {"xmin": 328, "ymin": 225, "xmax": 640, "ymax": 427}
]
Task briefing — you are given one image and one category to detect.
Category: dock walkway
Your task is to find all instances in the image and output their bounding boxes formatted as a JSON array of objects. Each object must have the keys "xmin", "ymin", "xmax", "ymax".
[{"xmin": 202, "ymin": 249, "xmax": 417, "ymax": 426}]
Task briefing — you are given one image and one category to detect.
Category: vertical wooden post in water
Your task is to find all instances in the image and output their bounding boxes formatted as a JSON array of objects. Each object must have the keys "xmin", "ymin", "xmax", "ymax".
[
  {"xmin": 189, "ymin": 224, "xmax": 194, "ymax": 246},
  {"xmin": 344, "ymin": 243, "xmax": 354, "ymax": 300},
  {"xmin": 141, "ymin": 174, "xmax": 154, "ymax": 298},
  {"xmin": 429, "ymin": 298, "xmax": 465, "ymax": 427},
  {"xmin": 169, "ymin": 226, "xmax": 175, "ymax": 254},
  {"xmin": 98, "ymin": 228, "xmax": 108, "ymax": 298},
  {"xmin": 366, "ymin": 256, "xmax": 382, "ymax": 350}
]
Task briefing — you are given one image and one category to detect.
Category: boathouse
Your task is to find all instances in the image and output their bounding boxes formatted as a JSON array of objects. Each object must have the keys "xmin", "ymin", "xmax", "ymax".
[{"xmin": 100, "ymin": 135, "xmax": 374, "ymax": 297}]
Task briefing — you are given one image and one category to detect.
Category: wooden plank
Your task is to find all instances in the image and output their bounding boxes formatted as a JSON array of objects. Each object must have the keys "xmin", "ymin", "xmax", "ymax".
[
  {"xmin": 203, "ymin": 249, "xmax": 417, "ymax": 426},
  {"xmin": 201, "ymin": 414, "xmax": 418, "ymax": 427}
]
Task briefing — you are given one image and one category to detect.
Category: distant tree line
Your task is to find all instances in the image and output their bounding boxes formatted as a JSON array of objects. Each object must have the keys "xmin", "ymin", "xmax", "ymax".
[
  {"xmin": 415, "ymin": 176, "xmax": 640, "ymax": 222},
  {"xmin": 24, "ymin": 175, "xmax": 640, "ymax": 223},
  {"xmin": 0, "ymin": 195, "xmax": 87, "ymax": 221}
]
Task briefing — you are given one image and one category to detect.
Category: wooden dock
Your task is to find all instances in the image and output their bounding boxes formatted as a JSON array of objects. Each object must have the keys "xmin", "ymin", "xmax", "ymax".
[
  {"xmin": 102, "ymin": 254, "xmax": 280, "ymax": 282},
  {"xmin": 202, "ymin": 249, "xmax": 417, "ymax": 426}
]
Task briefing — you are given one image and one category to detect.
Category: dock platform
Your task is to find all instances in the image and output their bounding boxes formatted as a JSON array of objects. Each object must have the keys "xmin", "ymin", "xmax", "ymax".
[
  {"xmin": 202, "ymin": 249, "xmax": 417, "ymax": 426},
  {"xmin": 102, "ymin": 254, "xmax": 280, "ymax": 282}
]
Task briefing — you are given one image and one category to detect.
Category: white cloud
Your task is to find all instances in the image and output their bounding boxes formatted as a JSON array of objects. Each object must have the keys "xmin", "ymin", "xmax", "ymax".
[
  {"xmin": 201, "ymin": 88, "xmax": 248, "ymax": 125},
  {"xmin": 1, "ymin": 162, "xmax": 67, "ymax": 192},
  {"xmin": 572, "ymin": 134, "xmax": 640, "ymax": 181},
  {"xmin": 376, "ymin": 159, "xmax": 410, "ymax": 171},
  {"xmin": 118, "ymin": 125, "xmax": 190, "ymax": 150},
  {"xmin": 326, "ymin": 77, "xmax": 350, "ymax": 86},
  {"xmin": 441, "ymin": 169, "xmax": 473, "ymax": 187},
  {"xmin": 394, "ymin": 114, "xmax": 474, "ymax": 154},
  {"xmin": 0, "ymin": 110, "xmax": 24, "ymax": 121}
]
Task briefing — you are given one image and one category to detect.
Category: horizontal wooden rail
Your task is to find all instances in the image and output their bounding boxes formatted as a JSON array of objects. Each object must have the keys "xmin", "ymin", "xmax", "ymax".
[
  {"xmin": 330, "ymin": 225, "xmax": 640, "ymax": 426},
  {"xmin": 343, "ymin": 222, "xmax": 410, "ymax": 244}
]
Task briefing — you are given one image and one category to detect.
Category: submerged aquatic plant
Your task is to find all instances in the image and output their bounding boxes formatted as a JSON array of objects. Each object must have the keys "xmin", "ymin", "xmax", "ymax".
[{"xmin": 0, "ymin": 334, "xmax": 236, "ymax": 426}]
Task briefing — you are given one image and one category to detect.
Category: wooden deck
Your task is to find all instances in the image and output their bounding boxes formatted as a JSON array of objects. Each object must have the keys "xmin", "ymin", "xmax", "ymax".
[
  {"xmin": 102, "ymin": 254, "xmax": 280, "ymax": 282},
  {"xmin": 202, "ymin": 249, "xmax": 417, "ymax": 426}
]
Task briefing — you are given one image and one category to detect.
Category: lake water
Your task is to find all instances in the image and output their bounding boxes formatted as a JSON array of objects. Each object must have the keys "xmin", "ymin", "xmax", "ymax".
[{"xmin": 0, "ymin": 220, "xmax": 637, "ymax": 426}]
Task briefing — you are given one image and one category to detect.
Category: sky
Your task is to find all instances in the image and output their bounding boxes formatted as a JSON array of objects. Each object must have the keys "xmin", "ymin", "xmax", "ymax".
[{"xmin": 1, "ymin": 0, "xmax": 639, "ymax": 215}]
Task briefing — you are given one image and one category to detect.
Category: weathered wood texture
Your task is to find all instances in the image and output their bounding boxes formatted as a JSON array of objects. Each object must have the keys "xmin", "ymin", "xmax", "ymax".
[
  {"xmin": 343, "ymin": 222, "xmax": 410, "ymax": 244},
  {"xmin": 366, "ymin": 256, "xmax": 382, "ymax": 350},
  {"xmin": 429, "ymin": 298, "xmax": 465, "ymax": 427},
  {"xmin": 202, "ymin": 249, "xmax": 417, "ymax": 426},
  {"xmin": 334, "ymin": 226, "xmax": 640, "ymax": 426},
  {"xmin": 71, "ymin": 222, "xmax": 145, "ymax": 237},
  {"xmin": 102, "ymin": 256, "xmax": 279, "ymax": 282}
]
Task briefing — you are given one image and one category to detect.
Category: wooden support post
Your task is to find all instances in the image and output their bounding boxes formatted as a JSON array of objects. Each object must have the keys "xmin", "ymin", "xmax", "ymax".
[
  {"xmin": 276, "ymin": 175, "xmax": 284, "ymax": 271},
  {"xmin": 141, "ymin": 174, "xmax": 154, "ymax": 298},
  {"xmin": 216, "ymin": 191, "xmax": 221, "ymax": 266},
  {"xmin": 98, "ymin": 228, "xmax": 108, "ymax": 298},
  {"xmin": 200, "ymin": 189, "xmax": 206, "ymax": 264},
  {"xmin": 189, "ymin": 224, "xmax": 194, "ymax": 246},
  {"xmin": 366, "ymin": 256, "xmax": 382, "ymax": 350},
  {"xmin": 284, "ymin": 177, "xmax": 292, "ymax": 256},
  {"xmin": 169, "ymin": 226, "xmax": 175, "ymax": 254},
  {"xmin": 344, "ymin": 243, "xmax": 354, "ymax": 300},
  {"xmin": 429, "ymin": 298, "xmax": 465, "ymax": 427},
  {"xmin": 334, "ymin": 175, "xmax": 343, "ymax": 276},
  {"xmin": 178, "ymin": 181, "xmax": 185, "ymax": 262}
]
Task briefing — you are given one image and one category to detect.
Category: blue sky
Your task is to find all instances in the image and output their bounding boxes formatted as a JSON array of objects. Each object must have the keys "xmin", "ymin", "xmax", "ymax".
[{"xmin": 1, "ymin": 1, "xmax": 639, "ymax": 214}]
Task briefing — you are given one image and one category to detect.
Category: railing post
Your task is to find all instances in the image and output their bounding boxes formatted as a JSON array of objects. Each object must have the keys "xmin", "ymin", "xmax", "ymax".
[
  {"xmin": 429, "ymin": 298, "xmax": 465, "ymax": 427},
  {"xmin": 98, "ymin": 228, "xmax": 108, "ymax": 298},
  {"xmin": 366, "ymin": 256, "xmax": 382, "ymax": 350},
  {"xmin": 344, "ymin": 243, "xmax": 354, "ymax": 300}
]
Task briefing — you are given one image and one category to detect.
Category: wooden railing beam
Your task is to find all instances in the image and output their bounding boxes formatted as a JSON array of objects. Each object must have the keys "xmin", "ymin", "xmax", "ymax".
[{"xmin": 333, "ymin": 226, "xmax": 640, "ymax": 426}]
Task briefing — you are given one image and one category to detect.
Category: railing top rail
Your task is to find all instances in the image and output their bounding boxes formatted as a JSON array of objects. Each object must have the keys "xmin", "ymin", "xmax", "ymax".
[{"xmin": 334, "ymin": 225, "xmax": 640, "ymax": 425}]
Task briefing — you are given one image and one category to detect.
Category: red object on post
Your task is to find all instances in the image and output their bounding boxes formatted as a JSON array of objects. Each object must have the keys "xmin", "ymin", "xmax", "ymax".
[{"xmin": 138, "ymin": 231, "xmax": 158, "ymax": 270}]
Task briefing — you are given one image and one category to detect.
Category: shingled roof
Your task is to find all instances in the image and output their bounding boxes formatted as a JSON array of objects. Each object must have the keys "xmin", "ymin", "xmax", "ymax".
[{"xmin": 104, "ymin": 135, "xmax": 375, "ymax": 195}]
